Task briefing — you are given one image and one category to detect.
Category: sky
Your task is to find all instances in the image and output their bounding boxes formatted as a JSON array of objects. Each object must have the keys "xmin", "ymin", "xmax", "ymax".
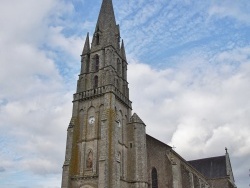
[{"xmin": 0, "ymin": 0, "xmax": 250, "ymax": 187}]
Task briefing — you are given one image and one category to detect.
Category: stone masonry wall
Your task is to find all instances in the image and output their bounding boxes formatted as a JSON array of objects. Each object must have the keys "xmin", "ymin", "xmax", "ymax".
[
  {"xmin": 146, "ymin": 135, "xmax": 173, "ymax": 188},
  {"xmin": 208, "ymin": 178, "xmax": 235, "ymax": 188}
]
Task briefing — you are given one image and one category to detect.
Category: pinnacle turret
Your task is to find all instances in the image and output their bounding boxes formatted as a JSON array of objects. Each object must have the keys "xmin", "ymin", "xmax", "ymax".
[
  {"xmin": 130, "ymin": 113, "xmax": 145, "ymax": 125},
  {"xmin": 121, "ymin": 40, "xmax": 127, "ymax": 61},
  {"xmin": 82, "ymin": 32, "xmax": 90, "ymax": 55}
]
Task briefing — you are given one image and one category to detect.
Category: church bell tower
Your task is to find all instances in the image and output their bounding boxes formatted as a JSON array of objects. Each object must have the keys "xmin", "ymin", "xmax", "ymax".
[{"xmin": 61, "ymin": 0, "xmax": 148, "ymax": 187}]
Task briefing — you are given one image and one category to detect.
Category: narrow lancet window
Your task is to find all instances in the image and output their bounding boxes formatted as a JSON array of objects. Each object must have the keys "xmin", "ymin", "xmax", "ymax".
[
  {"xmin": 95, "ymin": 55, "xmax": 99, "ymax": 72},
  {"xmin": 152, "ymin": 167, "xmax": 158, "ymax": 188},
  {"xmin": 86, "ymin": 54, "xmax": 90, "ymax": 73},
  {"xmin": 94, "ymin": 76, "xmax": 98, "ymax": 88},
  {"xmin": 122, "ymin": 62, "xmax": 125, "ymax": 78},
  {"xmin": 117, "ymin": 58, "xmax": 121, "ymax": 75}
]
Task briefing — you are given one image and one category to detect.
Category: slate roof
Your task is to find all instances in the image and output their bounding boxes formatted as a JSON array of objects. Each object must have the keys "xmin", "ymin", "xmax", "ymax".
[{"xmin": 188, "ymin": 155, "xmax": 227, "ymax": 179}]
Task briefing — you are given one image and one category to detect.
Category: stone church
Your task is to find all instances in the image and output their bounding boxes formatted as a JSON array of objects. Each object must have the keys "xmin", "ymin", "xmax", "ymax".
[{"xmin": 61, "ymin": 0, "xmax": 237, "ymax": 187}]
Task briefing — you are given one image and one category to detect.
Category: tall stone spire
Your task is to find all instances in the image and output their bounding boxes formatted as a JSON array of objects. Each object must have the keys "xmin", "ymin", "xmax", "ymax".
[
  {"xmin": 91, "ymin": 0, "xmax": 119, "ymax": 50},
  {"xmin": 82, "ymin": 32, "xmax": 90, "ymax": 55},
  {"xmin": 96, "ymin": 0, "xmax": 116, "ymax": 31}
]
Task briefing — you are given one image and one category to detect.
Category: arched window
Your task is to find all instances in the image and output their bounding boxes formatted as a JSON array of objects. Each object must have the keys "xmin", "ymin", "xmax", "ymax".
[
  {"xmin": 117, "ymin": 58, "xmax": 121, "ymax": 74},
  {"xmin": 122, "ymin": 61, "xmax": 125, "ymax": 78},
  {"xmin": 95, "ymin": 55, "xmax": 99, "ymax": 72},
  {"xmin": 152, "ymin": 167, "xmax": 158, "ymax": 188},
  {"xmin": 86, "ymin": 54, "xmax": 90, "ymax": 73},
  {"xmin": 94, "ymin": 76, "xmax": 98, "ymax": 88}
]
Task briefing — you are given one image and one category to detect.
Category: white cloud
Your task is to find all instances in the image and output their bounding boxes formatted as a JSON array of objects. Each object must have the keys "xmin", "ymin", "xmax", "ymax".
[
  {"xmin": 128, "ymin": 47, "xmax": 250, "ymax": 186},
  {"xmin": 46, "ymin": 26, "xmax": 83, "ymax": 61},
  {"xmin": 209, "ymin": 0, "xmax": 250, "ymax": 25},
  {"xmin": 0, "ymin": 0, "xmax": 249, "ymax": 187},
  {"xmin": 0, "ymin": 0, "xmax": 79, "ymax": 186}
]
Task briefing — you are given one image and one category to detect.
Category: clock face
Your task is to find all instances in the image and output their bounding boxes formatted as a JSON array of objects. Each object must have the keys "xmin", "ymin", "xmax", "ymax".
[{"xmin": 88, "ymin": 116, "xmax": 95, "ymax": 124}]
